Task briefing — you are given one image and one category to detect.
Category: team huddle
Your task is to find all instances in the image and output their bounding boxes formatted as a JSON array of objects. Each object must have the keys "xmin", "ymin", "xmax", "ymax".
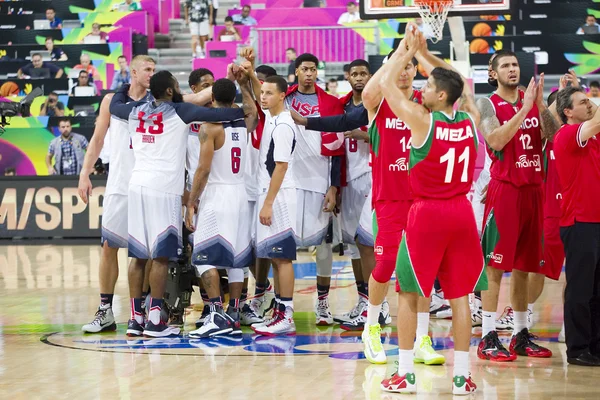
[{"xmin": 75, "ymin": 23, "xmax": 589, "ymax": 395}]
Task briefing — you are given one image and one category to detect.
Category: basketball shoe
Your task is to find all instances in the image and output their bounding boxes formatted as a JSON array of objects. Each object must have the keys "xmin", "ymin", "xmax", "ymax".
[
  {"xmin": 380, "ymin": 372, "xmax": 416, "ymax": 394},
  {"xmin": 82, "ymin": 304, "xmax": 116, "ymax": 333},
  {"xmin": 126, "ymin": 319, "xmax": 145, "ymax": 337},
  {"xmin": 452, "ymin": 374, "xmax": 477, "ymax": 395},
  {"xmin": 334, "ymin": 298, "xmax": 367, "ymax": 324},
  {"xmin": 240, "ymin": 303, "xmax": 263, "ymax": 325},
  {"xmin": 362, "ymin": 323, "xmax": 387, "ymax": 364},
  {"xmin": 315, "ymin": 297, "xmax": 334, "ymax": 325},
  {"xmin": 340, "ymin": 308, "xmax": 367, "ymax": 331},
  {"xmin": 225, "ymin": 307, "xmax": 242, "ymax": 335},
  {"xmin": 189, "ymin": 310, "xmax": 233, "ymax": 338},
  {"xmin": 470, "ymin": 294, "xmax": 483, "ymax": 327},
  {"xmin": 143, "ymin": 321, "xmax": 181, "ymax": 338},
  {"xmin": 430, "ymin": 291, "xmax": 452, "ymax": 319},
  {"xmin": 477, "ymin": 330, "xmax": 517, "ymax": 361},
  {"xmin": 254, "ymin": 307, "xmax": 296, "ymax": 336},
  {"xmin": 379, "ymin": 300, "xmax": 392, "ymax": 326},
  {"xmin": 195, "ymin": 304, "xmax": 211, "ymax": 328},
  {"xmin": 496, "ymin": 306, "xmax": 514, "ymax": 330},
  {"xmin": 413, "ymin": 335, "xmax": 446, "ymax": 365},
  {"xmin": 510, "ymin": 328, "xmax": 553, "ymax": 358}
]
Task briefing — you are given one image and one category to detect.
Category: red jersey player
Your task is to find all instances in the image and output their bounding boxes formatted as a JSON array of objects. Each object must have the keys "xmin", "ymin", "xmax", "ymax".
[
  {"xmin": 380, "ymin": 26, "xmax": 483, "ymax": 395},
  {"xmin": 361, "ymin": 39, "xmax": 444, "ymax": 365},
  {"xmin": 477, "ymin": 50, "xmax": 559, "ymax": 361}
]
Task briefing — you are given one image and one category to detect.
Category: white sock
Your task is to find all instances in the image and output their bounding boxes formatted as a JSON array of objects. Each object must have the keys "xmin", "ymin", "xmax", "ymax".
[
  {"xmin": 482, "ymin": 311, "xmax": 495, "ymax": 337},
  {"xmin": 416, "ymin": 312, "xmax": 430, "ymax": 339},
  {"xmin": 397, "ymin": 349, "xmax": 415, "ymax": 375},
  {"xmin": 453, "ymin": 350, "xmax": 469, "ymax": 378},
  {"xmin": 367, "ymin": 302, "xmax": 382, "ymax": 326},
  {"xmin": 528, "ymin": 303, "xmax": 535, "ymax": 314},
  {"xmin": 513, "ymin": 311, "xmax": 528, "ymax": 335}
]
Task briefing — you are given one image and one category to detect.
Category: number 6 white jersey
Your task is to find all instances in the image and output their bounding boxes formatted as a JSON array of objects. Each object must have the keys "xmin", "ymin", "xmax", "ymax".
[
  {"xmin": 109, "ymin": 91, "xmax": 246, "ymax": 196},
  {"xmin": 208, "ymin": 119, "xmax": 247, "ymax": 185}
]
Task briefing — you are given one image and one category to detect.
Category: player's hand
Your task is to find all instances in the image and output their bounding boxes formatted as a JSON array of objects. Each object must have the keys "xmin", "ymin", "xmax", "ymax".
[
  {"xmin": 240, "ymin": 47, "xmax": 256, "ymax": 68},
  {"xmin": 344, "ymin": 129, "xmax": 369, "ymax": 141},
  {"xmin": 566, "ymin": 69, "xmax": 579, "ymax": 88},
  {"xmin": 259, "ymin": 203, "xmax": 273, "ymax": 226},
  {"xmin": 226, "ymin": 63, "xmax": 236, "ymax": 81},
  {"xmin": 522, "ymin": 77, "xmax": 536, "ymax": 112},
  {"xmin": 78, "ymin": 174, "xmax": 93, "ymax": 204},
  {"xmin": 404, "ymin": 23, "xmax": 421, "ymax": 53},
  {"xmin": 480, "ymin": 184, "xmax": 488, "ymax": 204},
  {"xmin": 535, "ymin": 73, "xmax": 546, "ymax": 108},
  {"xmin": 323, "ymin": 187, "xmax": 337, "ymax": 213},
  {"xmin": 290, "ymin": 110, "xmax": 308, "ymax": 126},
  {"xmin": 185, "ymin": 202, "xmax": 198, "ymax": 232},
  {"xmin": 559, "ymin": 75, "xmax": 568, "ymax": 91},
  {"xmin": 237, "ymin": 64, "xmax": 250, "ymax": 85}
]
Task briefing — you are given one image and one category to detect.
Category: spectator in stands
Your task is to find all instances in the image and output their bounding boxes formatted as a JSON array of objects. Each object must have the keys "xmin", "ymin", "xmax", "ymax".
[
  {"xmin": 217, "ymin": 16, "xmax": 242, "ymax": 41},
  {"xmin": 232, "ymin": 5, "xmax": 257, "ymax": 26},
  {"xmin": 286, "ymin": 48, "xmax": 297, "ymax": 84},
  {"xmin": 110, "ymin": 56, "xmax": 131, "ymax": 90},
  {"xmin": 113, "ymin": 0, "xmax": 142, "ymax": 11},
  {"xmin": 46, "ymin": 118, "xmax": 88, "ymax": 176},
  {"xmin": 70, "ymin": 70, "xmax": 98, "ymax": 97},
  {"xmin": 337, "ymin": 2, "xmax": 361, "ymax": 24},
  {"xmin": 337, "ymin": 63, "xmax": 350, "ymax": 81},
  {"xmin": 576, "ymin": 15, "xmax": 600, "ymax": 34},
  {"xmin": 4, "ymin": 167, "xmax": 15, "ymax": 176},
  {"xmin": 210, "ymin": 0, "xmax": 219, "ymax": 39},
  {"xmin": 40, "ymin": 92, "xmax": 65, "ymax": 117},
  {"xmin": 84, "ymin": 23, "xmax": 109, "ymax": 43},
  {"xmin": 589, "ymin": 81, "xmax": 600, "ymax": 98},
  {"xmin": 17, "ymin": 53, "xmax": 64, "ymax": 79},
  {"xmin": 326, "ymin": 78, "xmax": 340, "ymax": 97},
  {"xmin": 74, "ymin": 54, "xmax": 101, "ymax": 80},
  {"xmin": 185, "ymin": 0, "xmax": 212, "ymax": 59},
  {"xmin": 46, "ymin": 7, "xmax": 63, "ymax": 29},
  {"xmin": 45, "ymin": 37, "xmax": 68, "ymax": 62}
]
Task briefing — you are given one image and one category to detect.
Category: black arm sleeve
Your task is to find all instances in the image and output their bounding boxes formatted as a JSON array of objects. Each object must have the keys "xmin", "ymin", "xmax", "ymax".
[
  {"xmin": 306, "ymin": 106, "xmax": 368, "ymax": 132},
  {"xmin": 330, "ymin": 155, "xmax": 342, "ymax": 188}
]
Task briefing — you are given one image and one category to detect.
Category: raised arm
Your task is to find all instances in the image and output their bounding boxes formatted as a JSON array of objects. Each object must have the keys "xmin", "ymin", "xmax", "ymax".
[
  {"xmin": 185, "ymin": 123, "xmax": 219, "ymax": 232},
  {"xmin": 291, "ymin": 106, "xmax": 368, "ymax": 132},
  {"xmin": 109, "ymin": 86, "xmax": 139, "ymax": 120},
  {"xmin": 78, "ymin": 94, "xmax": 113, "ymax": 203},
  {"xmin": 380, "ymin": 34, "xmax": 430, "ymax": 146},
  {"xmin": 237, "ymin": 65, "xmax": 259, "ymax": 132},
  {"xmin": 580, "ymin": 101, "xmax": 600, "ymax": 142},
  {"xmin": 183, "ymin": 86, "xmax": 213, "ymax": 106},
  {"xmin": 176, "ymin": 102, "xmax": 245, "ymax": 125},
  {"xmin": 535, "ymin": 74, "xmax": 560, "ymax": 141}
]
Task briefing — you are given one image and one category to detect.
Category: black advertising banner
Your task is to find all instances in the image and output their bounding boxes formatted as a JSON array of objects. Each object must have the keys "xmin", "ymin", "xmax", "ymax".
[
  {"xmin": 0, "ymin": 1, "xmax": 97, "ymax": 16},
  {"xmin": 0, "ymin": 43, "xmax": 114, "ymax": 62},
  {"xmin": 0, "ymin": 175, "xmax": 106, "ymax": 238},
  {"xmin": 0, "ymin": 29, "xmax": 64, "ymax": 45}
]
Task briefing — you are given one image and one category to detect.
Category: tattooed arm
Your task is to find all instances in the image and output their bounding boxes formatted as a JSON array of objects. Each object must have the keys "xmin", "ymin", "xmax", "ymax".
[
  {"xmin": 535, "ymin": 74, "xmax": 561, "ymax": 140},
  {"xmin": 184, "ymin": 123, "xmax": 219, "ymax": 232}
]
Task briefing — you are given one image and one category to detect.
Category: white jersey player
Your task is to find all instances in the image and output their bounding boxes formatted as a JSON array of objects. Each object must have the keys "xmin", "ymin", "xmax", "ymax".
[
  {"xmin": 109, "ymin": 71, "xmax": 246, "ymax": 338},
  {"xmin": 185, "ymin": 76, "xmax": 257, "ymax": 339}
]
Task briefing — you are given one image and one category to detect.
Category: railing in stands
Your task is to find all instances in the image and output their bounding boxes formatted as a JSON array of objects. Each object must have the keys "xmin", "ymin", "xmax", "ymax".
[{"xmin": 254, "ymin": 24, "xmax": 379, "ymax": 64}]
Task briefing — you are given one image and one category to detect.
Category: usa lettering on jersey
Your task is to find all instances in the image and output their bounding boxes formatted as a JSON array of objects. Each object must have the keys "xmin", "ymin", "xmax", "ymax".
[{"xmin": 290, "ymin": 98, "xmax": 319, "ymax": 117}]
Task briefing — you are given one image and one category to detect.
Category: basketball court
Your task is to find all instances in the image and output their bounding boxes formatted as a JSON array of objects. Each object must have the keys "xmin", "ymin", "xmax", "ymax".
[{"xmin": 2, "ymin": 0, "xmax": 599, "ymax": 398}]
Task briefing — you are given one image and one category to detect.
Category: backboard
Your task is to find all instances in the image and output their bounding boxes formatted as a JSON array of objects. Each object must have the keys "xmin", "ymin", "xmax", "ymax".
[{"xmin": 360, "ymin": 0, "xmax": 514, "ymax": 20}]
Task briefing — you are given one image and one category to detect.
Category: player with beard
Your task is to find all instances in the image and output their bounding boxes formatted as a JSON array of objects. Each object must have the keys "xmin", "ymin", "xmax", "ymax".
[
  {"xmin": 285, "ymin": 53, "xmax": 345, "ymax": 326},
  {"xmin": 109, "ymin": 71, "xmax": 248, "ymax": 337},
  {"xmin": 477, "ymin": 50, "xmax": 560, "ymax": 360}
]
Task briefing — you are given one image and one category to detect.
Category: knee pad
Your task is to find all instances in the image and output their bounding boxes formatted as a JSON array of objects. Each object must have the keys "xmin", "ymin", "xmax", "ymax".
[
  {"xmin": 371, "ymin": 258, "xmax": 395, "ymax": 284},
  {"xmin": 195, "ymin": 264, "xmax": 216, "ymax": 278},
  {"xmin": 347, "ymin": 244, "xmax": 361, "ymax": 260},
  {"xmin": 243, "ymin": 267, "xmax": 249, "ymax": 279},
  {"xmin": 227, "ymin": 268, "xmax": 245, "ymax": 283},
  {"xmin": 316, "ymin": 243, "xmax": 333, "ymax": 277}
]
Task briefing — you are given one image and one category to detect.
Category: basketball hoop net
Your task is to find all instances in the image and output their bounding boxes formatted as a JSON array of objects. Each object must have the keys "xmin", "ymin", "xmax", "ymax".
[{"xmin": 414, "ymin": 0, "xmax": 453, "ymax": 44}]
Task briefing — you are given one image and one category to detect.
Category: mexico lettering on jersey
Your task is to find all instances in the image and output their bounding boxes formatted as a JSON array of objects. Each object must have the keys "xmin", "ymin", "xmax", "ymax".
[
  {"xmin": 105, "ymin": 91, "xmax": 154, "ymax": 197},
  {"xmin": 207, "ymin": 119, "xmax": 247, "ymax": 185},
  {"xmin": 343, "ymin": 98, "xmax": 370, "ymax": 181},
  {"xmin": 285, "ymin": 91, "xmax": 330, "ymax": 193},
  {"xmin": 409, "ymin": 111, "xmax": 478, "ymax": 199},
  {"xmin": 486, "ymin": 91, "xmax": 543, "ymax": 187},
  {"xmin": 368, "ymin": 90, "xmax": 422, "ymax": 202},
  {"xmin": 543, "ymin": 140, "xmax": 562, "ymax": 218}
]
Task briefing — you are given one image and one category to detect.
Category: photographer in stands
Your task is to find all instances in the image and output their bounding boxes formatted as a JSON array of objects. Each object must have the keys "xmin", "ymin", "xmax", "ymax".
[
  {"xmin": 46, "ymin": 118, "xmax": 88, "ymax": 176},
  {"xmin": 17, "ymin": 53, "xmax": 64, "ymax": 79},
  {"xmin": 40, "ymin": 92, "xmax": 65, "ymax": 117}
]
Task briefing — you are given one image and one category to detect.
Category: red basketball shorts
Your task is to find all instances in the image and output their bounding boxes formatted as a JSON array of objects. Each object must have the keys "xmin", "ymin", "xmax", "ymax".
[
  {"xmin": 372, "ymin": 200, "xmax": 411, "ymax": 286},
  {"xmin": 541, "ymin": 217, "xmax": 565, "ymax": 280},
  {"xmin": 482, "ymin": 180, "xmax": 543, "ymax": 273},
  {"xmin": 395, "ymin": 196, "xmax": 487, "ymax": 300}
]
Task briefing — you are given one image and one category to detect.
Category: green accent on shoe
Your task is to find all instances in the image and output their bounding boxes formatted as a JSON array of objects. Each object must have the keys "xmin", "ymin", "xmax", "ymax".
[
  {"xmin": 453, "ymin": 375, "xmax": 466, "ymax": 388},
  {"xmin": 406, "ymin": 373, "xmax": 416, "ymax": 385}
]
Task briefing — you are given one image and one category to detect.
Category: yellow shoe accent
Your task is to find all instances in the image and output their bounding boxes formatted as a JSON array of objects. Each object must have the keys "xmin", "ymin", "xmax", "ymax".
[
  {"xmin": 362, "ymin": 323, "xmax": 387, "ymax": 364},
  {"xmin": 413, "ymin": 335, "xmax": 446, "ymax": 365}
]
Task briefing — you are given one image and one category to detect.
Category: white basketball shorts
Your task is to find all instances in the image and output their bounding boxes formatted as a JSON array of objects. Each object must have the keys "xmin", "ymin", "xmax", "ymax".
[
  {"xmin": 356, "ymin": 189, "xmax": 374, "ymax": 247},
  {"xmin": 296, "ymin": 189, "xmax": 331, "ymax": 247},
  {"xmin": 340, "ymin": 172, "xmax": 372, "ymax": 246},
  {"xmin": 189, "ymin": 20, "xmax": 210, "ymax": 37},
  {"xmin": 101, "ymin": 193, "xmax": 128, "ymax": 248},
  {"xmin": 128, "ymin": 185, "xmax": 183, "ymax": 259},
  {"xmin": 256, "ymin": 188, "xmax": 297, "ymax": 260}
]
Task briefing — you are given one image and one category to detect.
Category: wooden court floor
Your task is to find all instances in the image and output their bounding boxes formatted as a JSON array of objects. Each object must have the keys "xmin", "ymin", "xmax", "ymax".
[{"xmin": 0, "ymin": 244, "xmax": 599, "ymax": 399}]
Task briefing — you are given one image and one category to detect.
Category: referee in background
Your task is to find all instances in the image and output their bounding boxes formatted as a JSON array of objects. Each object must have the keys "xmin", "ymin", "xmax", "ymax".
[{"xmin": 554, "ymin": 86, "xmax": 600, "ymax": 367}]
